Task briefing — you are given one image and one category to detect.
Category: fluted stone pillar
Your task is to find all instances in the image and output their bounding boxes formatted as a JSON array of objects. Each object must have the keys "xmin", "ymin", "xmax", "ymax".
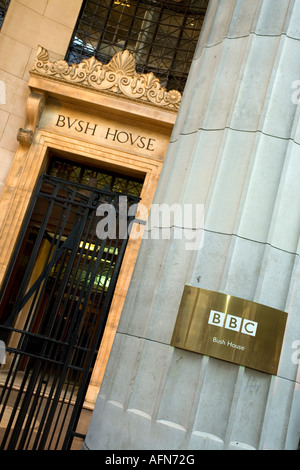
[{"xmin": 85, "ymin": 0, "xmax": 300, "ymax": 450}]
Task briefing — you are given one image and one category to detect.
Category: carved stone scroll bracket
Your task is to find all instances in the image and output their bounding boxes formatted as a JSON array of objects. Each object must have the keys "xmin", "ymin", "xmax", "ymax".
[
  {"xmin": 30, "ymin": 46, "xmax": 182, "ymax": 111},
  {"xmin": 17, "ymin": 91, "xmax": 46, "ymax": 146}
]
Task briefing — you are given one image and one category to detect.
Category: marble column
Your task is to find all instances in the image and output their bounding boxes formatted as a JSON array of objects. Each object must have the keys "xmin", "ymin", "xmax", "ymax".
[{"xmin": 85, "ymin": 0, "xmax": 300, "ymax": 450}]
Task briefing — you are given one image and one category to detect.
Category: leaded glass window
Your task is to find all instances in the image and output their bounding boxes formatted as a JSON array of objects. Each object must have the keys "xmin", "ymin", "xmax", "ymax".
[{"xmin": 65, "ymin": 0, "xmax": 208, "ymax": 92}]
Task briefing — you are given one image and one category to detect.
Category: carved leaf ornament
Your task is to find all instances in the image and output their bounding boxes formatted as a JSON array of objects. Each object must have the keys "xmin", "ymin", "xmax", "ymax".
[{"xmin": 31, "ymin": 46, "xmax": 182, "ymax": 110}]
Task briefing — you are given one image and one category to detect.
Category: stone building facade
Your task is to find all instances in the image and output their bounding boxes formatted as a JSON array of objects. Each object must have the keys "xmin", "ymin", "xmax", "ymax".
[{"xmin": 0, "ymin": 0, "xmax": 299, "ymax": 450}]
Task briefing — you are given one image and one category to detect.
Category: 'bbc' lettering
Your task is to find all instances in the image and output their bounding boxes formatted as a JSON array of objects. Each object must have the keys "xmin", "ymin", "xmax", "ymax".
[{"xmin": 208, "ymin": 310, "xmax": 258, "ymax": 337}]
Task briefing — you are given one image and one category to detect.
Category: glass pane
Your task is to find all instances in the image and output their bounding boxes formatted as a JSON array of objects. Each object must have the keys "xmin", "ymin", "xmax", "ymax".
[{"xmin": 66, "ymin": 0, "xmax": 208, "ymax": 92}]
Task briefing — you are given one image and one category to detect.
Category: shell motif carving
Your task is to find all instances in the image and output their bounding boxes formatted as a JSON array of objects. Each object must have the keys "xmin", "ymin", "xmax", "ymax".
[
  {"xmin": 30, "ymin": 46, "xmax": 181, "ymax": 110},
  {"xmin": 108, "ymin": 49, "xmax": 136, "ymax": 75}
]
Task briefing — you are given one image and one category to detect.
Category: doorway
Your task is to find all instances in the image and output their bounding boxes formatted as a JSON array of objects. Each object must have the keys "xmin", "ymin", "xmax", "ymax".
[{"xmin": 0, "ymin": 157, "xmax": 143, "ymax": 449}]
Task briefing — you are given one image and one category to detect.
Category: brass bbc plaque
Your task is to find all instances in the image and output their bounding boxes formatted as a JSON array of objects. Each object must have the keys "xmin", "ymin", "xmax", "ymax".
[{"xmin": 171, "ymin": 286, "xmax": 288, "ymax": 375}]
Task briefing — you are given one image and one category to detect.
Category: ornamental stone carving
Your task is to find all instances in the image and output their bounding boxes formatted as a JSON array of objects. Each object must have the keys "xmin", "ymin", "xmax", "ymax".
[
  {"xmin": 30, "ymin": 46, "xmax": 182, "ymax": 111},
  {"xmin": 17, "ymin": 128, "xmax": 34, "ymax": 146},
  {"xmin": 16, "ymin": 91, "xmax": 46, "ymax": 147}
]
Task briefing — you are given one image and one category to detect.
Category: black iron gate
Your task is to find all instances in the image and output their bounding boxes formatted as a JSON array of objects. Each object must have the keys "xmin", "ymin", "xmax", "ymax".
[{"xmin": 0, "ymin": 173, "xmax": 139, "ymax": 450}]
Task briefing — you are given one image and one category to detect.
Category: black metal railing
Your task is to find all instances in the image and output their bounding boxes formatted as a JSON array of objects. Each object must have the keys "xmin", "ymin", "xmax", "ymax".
[{"xmin": 0, "ymin": 173, "xmax": 140, "ymax": 450}]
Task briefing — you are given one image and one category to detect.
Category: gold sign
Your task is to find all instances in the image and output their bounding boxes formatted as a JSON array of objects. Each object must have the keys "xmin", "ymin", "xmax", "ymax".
[{"xmin": 171, "ymin": 286, "xmax": 287, "ymax": 375}]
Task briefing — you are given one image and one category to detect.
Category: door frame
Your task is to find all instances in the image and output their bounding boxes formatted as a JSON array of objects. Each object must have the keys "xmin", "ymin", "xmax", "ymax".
[{"xmin": 0, "ymin": 128, "xmax": 163, "ymax": 407}]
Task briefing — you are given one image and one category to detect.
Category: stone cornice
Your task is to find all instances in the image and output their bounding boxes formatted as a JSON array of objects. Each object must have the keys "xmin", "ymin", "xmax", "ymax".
[{"xmin": 30, "ymin": 46, "xmax": 182, "ymax": 111}]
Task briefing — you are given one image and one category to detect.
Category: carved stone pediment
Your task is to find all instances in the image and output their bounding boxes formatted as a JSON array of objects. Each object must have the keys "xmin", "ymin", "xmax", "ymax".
[{"xmin": 30, "ymin": 46, "xmax": 182, "ymax": 111}]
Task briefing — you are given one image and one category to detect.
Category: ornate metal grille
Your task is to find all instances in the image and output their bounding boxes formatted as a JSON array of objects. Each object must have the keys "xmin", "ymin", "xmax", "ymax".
[
  {"xmin": 65, "ymin": 0, "xmax": 208, "ymax": 92},
  {"xmin": 0, "ymin": 0, "xmax": 10, "ymax": 29},
  {"xmin": 48, "ymin": 157, "xmax": 144, "ymax": 198}
]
